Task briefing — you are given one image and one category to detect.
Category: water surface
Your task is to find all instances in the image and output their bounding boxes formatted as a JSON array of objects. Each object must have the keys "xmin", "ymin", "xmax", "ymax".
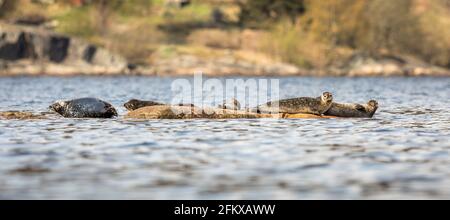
[{"xmin": 0, "ymin": 76, "xmax": 449, "ymax": 199}]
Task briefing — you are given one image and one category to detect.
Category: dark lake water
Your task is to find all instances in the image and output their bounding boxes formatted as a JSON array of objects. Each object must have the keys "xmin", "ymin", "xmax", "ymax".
[{"xmin": 0, "ymin": 76, "xmax": 449, "ymax": 199}]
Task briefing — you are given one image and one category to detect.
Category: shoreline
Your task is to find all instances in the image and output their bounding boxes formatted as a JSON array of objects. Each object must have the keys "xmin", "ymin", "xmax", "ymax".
[
  {"xmin": 1, "ymin": 71, "xmax": 449, "ymax": 78},
  {"xmin": 2, "ymin": 23, "xmax": 449, "ymax": 78}
]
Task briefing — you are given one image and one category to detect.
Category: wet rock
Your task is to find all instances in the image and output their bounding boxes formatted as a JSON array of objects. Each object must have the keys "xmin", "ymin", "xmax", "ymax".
[
  {"xmin": 125, "ymin": 105, "xmax": 263, "ymax": 119},
  {"xmin": 125, "ymin": 105, "xmax": 336, "ymax": 120},
  {"xmin": 0, "ymin": 111, "xmax": 47, "ymax": 120}
]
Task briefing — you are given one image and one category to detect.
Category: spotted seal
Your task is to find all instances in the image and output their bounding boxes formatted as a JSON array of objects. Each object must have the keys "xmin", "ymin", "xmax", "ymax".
[
  {"xmin": 254, "ymin": 92, "xmax": 333, "ymax": 115},
  {"xmin": 50, "ymin": 98, "xmax": 118, "ymax": 118},
  {"xmin": 124, "ymin": 99, "xmax": 165, "ymax": 111},
  {"xmin": 325, "ymin": 100, "xmax": 378, "ymax": 118},
  {"xmin": 218, "ymin": 98, "xmax": 241, "ymax": 110},
  {"xmin": 124, "ymin": 99, "xmax": 195, "ymax": 111}
]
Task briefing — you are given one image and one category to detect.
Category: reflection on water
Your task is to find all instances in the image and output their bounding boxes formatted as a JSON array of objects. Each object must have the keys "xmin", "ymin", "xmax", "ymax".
[{"xmin": 0, "ymin": 76, "xmax": 449, "ymax": 199}]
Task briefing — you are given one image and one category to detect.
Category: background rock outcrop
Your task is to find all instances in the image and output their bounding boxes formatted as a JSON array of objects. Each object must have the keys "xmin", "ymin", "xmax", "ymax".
[{"xmin": 0, "ymin": 23, "xmax": 128, "ymax": 75}]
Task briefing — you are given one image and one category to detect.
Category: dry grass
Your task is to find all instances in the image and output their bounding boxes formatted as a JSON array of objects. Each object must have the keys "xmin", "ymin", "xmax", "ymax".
[{"xmin": 187, "ymin": 29, "xmax": 241, "ymax": 49}]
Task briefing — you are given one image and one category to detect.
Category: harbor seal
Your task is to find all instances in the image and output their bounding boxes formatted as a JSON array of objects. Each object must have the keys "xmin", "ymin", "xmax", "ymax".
[
  {"xmin": 50, "ymin": 98, "xmax": 118, "ymax": 118},
  {"xmin": 218, "ymin": 98, "xmax": 241, "ymax": 110},
  {"xmin": 325, "ymin": 100, "xmax": 378, "ymax": 118},
  {"xmin": 124, "ymin": 99, "xmax": 164, "ymax": 111},
  {"xmin": 124, "ymin": 99, "xmax": 195, "ymax": 111},
  {"xmin": 254, "ymin": 92, "xmax": 333, "ymax": 115}
]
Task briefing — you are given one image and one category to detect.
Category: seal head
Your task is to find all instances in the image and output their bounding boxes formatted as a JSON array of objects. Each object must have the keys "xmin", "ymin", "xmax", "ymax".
[
  {"xmin": 49, "ymin": 101, "xmax": 67, "ymax": 115},
  {"xmin": 321, "ymin": 92, "xmax": 333, "ymax": 105},
  {"xmin": 367, "ymin": 100, "xmax": 378, "ymax": 117},
  {"xmin": 124, "ymin": 99, "xmax": 143, "ymax": 111}
]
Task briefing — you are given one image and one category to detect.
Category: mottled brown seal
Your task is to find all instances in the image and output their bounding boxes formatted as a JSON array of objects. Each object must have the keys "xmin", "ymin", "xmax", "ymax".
[
  {"xmin": 254, "ymin": 92, "xmax": 333, "ymax": 115},
  {"xmin": 324, "ymin": 100, "xmax": 378, "ymax": 118}
]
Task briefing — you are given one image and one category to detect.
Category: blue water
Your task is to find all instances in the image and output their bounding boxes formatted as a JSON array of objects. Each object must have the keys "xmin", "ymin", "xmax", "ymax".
[{"xmin": 0, "ymin": 76, "xmax": 449, "ymax": 199}]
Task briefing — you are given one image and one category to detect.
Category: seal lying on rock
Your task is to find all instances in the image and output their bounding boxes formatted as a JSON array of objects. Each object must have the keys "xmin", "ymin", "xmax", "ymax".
[
  {"xmin": 50, "ymin": 98, "xmax": 117, "ymax": 118},
  {"xmin": 325, "ymin": 100, "xmax": 378, "ymax": 118},
  {"xmin": 124, "ymin": 99, "xmax": 195, "ymax": 111},
  {"xmin": 124, "ymin": 99, "xmax": 164, "ymax": 111},
  {"xmin": 254, "ymin": 92, "xmax": 333, "ymax": 115},
  {"xmin": 218, "ymin": 98, "xmax": 241, "ymax": 110}
]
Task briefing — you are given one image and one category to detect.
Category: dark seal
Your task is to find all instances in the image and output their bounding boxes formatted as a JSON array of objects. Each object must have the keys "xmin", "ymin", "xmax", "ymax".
[
  {"xmin": 325, "ymin": 100, "xmax": 378, "ymax": 118},
  {"xmin": 124, "ymin": 99, "xmax": 195, "ymax": 111},
  {"xmin": 50, "ymin": 98, "xmax": 118, "ymax": 118},
  {"xmin": 124, "ymin": 99, "xmax": 164, "ymax": 111}
]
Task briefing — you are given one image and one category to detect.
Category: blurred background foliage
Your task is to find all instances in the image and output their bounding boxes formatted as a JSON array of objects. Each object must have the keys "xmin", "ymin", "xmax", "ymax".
[{"xmin": 1, "ymin": 0, "xmax": 449, "ymax": 68}]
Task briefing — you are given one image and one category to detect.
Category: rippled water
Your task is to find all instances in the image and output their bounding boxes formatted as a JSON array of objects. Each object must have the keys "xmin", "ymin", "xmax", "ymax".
[{"xmin": 0, "ymin": 76, "xmax": 449, "ymax": 199}]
